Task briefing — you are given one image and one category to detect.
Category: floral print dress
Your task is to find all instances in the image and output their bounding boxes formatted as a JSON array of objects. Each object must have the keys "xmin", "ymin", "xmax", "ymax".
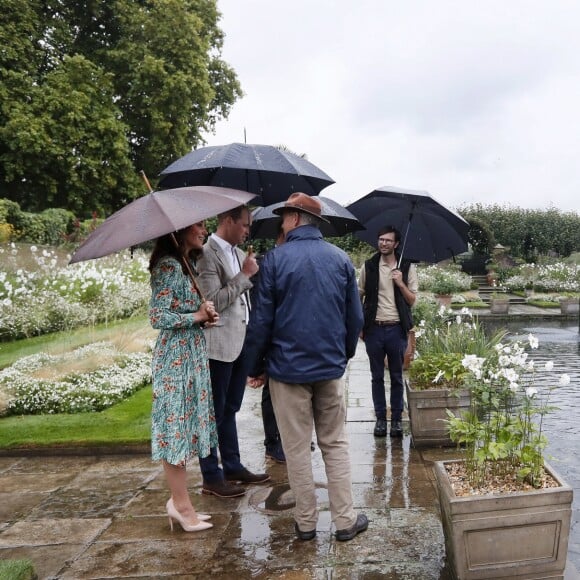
[{"xmin": 149, "ymin": 256, "xmax": 218, "ymax": 466}]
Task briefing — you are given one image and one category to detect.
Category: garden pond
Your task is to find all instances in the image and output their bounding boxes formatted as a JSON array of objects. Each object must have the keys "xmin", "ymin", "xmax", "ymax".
[{"xmin": 486, "ymin": 319, "xmax": 580, "ymax": 571}]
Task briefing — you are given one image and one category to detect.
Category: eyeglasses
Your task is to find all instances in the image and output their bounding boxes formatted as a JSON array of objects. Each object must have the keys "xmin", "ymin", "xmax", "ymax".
[{"xmin": 378, "ymin": 238, "xmax": 396, "ymax": 244}]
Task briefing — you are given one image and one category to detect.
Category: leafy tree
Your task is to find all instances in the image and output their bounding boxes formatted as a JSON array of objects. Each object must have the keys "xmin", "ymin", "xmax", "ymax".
[{"xmin": 0, "ymin": 0, "xmax": 241, "ymax": 216}]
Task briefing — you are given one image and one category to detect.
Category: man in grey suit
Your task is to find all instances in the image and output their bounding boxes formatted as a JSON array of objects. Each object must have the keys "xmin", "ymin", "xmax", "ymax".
[{"xmin": 196, "ymin": 205, "xmax": 270, "ymax": 497}]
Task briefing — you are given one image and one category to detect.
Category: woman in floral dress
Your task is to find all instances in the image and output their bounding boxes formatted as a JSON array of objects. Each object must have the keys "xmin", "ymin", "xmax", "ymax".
[{"xmin": 149, "ymin": 221, "xmax": 219, "ymax": 532}]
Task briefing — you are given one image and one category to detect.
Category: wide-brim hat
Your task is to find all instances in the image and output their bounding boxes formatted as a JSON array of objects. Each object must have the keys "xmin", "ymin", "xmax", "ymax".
[{"xmin": 272, "ymin": 192, "xmax": 330, "ymax": 223}]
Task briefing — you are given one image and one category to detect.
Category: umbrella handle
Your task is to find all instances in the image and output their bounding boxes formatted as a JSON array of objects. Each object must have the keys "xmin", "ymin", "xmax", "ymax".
[{"xmin": 140, "ymin": 171, "xmax": 209, "ymax": 305}]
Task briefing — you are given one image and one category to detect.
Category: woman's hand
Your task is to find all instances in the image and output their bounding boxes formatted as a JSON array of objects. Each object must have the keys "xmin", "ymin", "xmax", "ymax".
[{"xmin": 200, "ymin": 300, "xmax": 219, "ymax": 325}]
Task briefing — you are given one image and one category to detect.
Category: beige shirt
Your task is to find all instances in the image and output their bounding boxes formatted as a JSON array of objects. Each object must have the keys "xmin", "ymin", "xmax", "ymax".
[{"xmin": 358, "ymin": 260, "xmax": 419, "ymax": 322}]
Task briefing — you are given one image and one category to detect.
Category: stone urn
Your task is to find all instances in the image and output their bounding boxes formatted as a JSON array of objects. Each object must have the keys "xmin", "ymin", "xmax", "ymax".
[
  {"xmin": 434, "ymin": 460, "xmax": 573, "ymax": 580},
  {"xmin": 490, "ymin": 296, "xmax": 510, "ymax": 314},
  {"xmin": 435, "ymin": 294, "xmax": 452, "ymax": 307},
  {"xmin": 559, "ymin": 297, "xmax": 579, "ymax": 315},
  {"xmin": 406, "ymin": 382, "xmax": 470, "ymax": 447}
]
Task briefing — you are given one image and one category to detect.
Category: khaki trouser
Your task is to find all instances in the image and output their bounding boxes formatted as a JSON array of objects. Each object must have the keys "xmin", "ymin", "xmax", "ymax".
[{"xmin": 269, "ymin": 378, "xmax": 357, "ymax": 532}]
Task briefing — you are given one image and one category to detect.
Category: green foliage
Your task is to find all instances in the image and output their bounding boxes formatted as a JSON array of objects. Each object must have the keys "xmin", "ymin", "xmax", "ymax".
[
  {"xmin": 0, "ymin": 559, "xmax": 36, "ymax": 580},
  {"xmin": 461, "ymin": 204, "xmax": 580, "ymax": 260},
  {"xmin": 0, "ymin": 0, "xmax": 242, "ymax": 216},
  {"xmin": 408, "ymin": 351, "xmax": 467, "ymax": 389}
]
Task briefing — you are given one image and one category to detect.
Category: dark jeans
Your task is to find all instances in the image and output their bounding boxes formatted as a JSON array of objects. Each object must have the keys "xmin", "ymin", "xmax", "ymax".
[
  {"xmin": 261, "ymin": 381, "xmax": 280, "ymax": 447},
  {"xmin": 199, "ymin": 348, "xmax": 249, "ymax": 483},
  {"xmin": 364, "ymin": 323, "xmax": 407, "ymax": 422}
]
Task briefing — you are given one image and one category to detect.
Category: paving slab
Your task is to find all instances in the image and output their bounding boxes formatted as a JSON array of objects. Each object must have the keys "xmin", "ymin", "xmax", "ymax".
[{"xmin": 0, "ymin": 336, "xmax": 579, "ymax": 579}]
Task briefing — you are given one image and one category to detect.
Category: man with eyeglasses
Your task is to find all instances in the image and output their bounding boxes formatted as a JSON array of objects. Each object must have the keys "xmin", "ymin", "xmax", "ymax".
[{"xmin": 358, "ymin": 226, "xmax": 418, "ymax": 438}]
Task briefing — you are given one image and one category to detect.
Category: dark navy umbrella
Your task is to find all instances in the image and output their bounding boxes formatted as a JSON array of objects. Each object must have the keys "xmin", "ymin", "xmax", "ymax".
[
  {"xmin": 157, "ymin": 143, "xmax": 334, "ymax": 206},
  {"xmin": 347, "ymin": 186, "xmax": 469, "ymax": 264},
  {"xmin": 251, "ymin": 196, "xmax": 364, "ymax": 239}
]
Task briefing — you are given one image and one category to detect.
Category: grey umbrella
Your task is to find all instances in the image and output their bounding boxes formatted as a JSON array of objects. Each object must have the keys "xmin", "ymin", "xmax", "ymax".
[
  {"xmin": 347, "ymin": 186, "xmax": 469, "ymax": 264},
  {"xmin": 157, "ymin": 142, "xmax": 334, "ymax": 206},
  {"xmin": 69, "ymin": 186, "xmax": 256, "ymax": 264},
  {"xmin": 251, "ymin": 196, "xmax": 364, "ymax": 239}
]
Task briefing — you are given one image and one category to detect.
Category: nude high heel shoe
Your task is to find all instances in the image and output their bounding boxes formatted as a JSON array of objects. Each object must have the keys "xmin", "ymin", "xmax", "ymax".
[
  {"xmin": 166, "ymin": 499, "xmax": 213, "ymax": 532},
  {"xmin": 166, "ymin": 498, "xmax": 211, "ymax": 521}
]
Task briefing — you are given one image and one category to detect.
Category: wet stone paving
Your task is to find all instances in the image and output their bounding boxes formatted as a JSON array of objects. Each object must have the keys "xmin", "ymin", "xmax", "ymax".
[{"xmin": 0, "ymin": 318, "xmax": 579, "ymax": 579}]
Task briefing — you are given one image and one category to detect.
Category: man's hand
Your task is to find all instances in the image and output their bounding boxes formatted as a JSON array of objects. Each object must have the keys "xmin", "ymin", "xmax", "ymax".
[
  {"xmin": 392, "ymin": 268, "xmax": 405, "ymax": 287},
  {"xmin": 247, "ymin": 375, "xmax": 265, "ymax": 389},
  {"xmin": 242, "ymin": 253, "xmax": 259, "ymax": 277}
]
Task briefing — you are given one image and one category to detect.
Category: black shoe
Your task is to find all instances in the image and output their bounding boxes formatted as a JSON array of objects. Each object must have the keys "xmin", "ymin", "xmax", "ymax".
[
  {"xmin": 294, "ymin": 522, "xmax": 316, "ymax": 541},
  {"xmin": 390, "ymin": 420, "xmax": 403, "ymax": 437},
  {"xmin": 335, "ymin": 513, "xmax": 369, "ymax": 542},
  {"xmin": 373, "ymin": 418, "xmax": 387, "ymax": 437},
  {"xmin": 265, "ymin": 443, "xmax": 286, "ymax": 463},
  {"xmin": 224, "ymin": 468, "xmax": 271, "ymax": 484},
  {"xmin": 202, "ymin": 480, "xmax": 246, "ymax": 498}
]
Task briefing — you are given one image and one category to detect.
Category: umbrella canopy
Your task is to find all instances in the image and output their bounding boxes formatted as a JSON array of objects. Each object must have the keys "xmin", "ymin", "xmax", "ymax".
[
  {"xmin": 251, "ymin": 196, "xmax": 364, "ymax": 239},
  {"xmin": 157, "ymin": 142, "xmax": 334, "ymax": 206},
  {"xmin": 347, "ymin": 186, "xmax": 469, "ymax": 264},
  {"xmin": 69, "ymin": 186, "xmax": 256, "ymax": 264}
]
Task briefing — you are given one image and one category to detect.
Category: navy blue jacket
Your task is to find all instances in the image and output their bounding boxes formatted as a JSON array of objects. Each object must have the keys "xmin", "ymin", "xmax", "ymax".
[{"xmin": 245, "ymin": 225, "xmax": 363, "ymax": 383}]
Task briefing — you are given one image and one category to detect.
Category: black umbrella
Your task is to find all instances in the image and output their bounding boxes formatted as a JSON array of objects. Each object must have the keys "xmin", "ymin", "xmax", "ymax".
[
  {"xmin": 347, "ymin": 186, "xmax": 469, "ymax": 264},
  {"xmin": 157, "ymin": 142, "xmax": 334, "ymax": 206},
  {"xmin": 250, "ymin": 196, "xmax": 364, "ymax": 239}
]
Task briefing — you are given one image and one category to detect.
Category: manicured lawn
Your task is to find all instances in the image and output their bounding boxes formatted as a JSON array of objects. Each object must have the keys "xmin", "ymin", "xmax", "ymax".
[
  {"xmin": 0, "ymin": 385, "xmax": 151, "ymax": 449},
  {"xmin": 0, "ymin": 315, "xmax": 151, "ymax": 369},
  {"xmin": 0, "ymin": 316, "xmax": 154, "ymax": 450}
]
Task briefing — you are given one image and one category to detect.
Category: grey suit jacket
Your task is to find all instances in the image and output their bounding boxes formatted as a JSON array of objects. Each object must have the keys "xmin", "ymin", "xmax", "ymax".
[{"xmin": 196, "ymin": 236, "xmax": 253, "ymax": 362}]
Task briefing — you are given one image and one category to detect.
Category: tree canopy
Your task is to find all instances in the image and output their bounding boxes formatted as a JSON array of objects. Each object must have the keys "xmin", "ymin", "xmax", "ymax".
[{"xmin": 0, "ymin": 0, "xmax": 242, "ymax": 216}]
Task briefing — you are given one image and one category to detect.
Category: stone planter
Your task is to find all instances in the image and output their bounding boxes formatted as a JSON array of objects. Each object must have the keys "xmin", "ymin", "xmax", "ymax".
[
  {"xmin": 434, "ymin": 459, "xmax": 573, "ymax": 580},
  {"xmin": 406, "ymin": 382, "xmax": 470, "ymax": 447},
  {"xmin": 559, "ymin": 297, "xmax": 579, "ymax": 315},
  {"xmin": 490, "ymin": 297, "xmax": 509, "ymax": 314},
  {"xmin": 435, "ymin": 294, "xmax": 452, "ymax": 307}
]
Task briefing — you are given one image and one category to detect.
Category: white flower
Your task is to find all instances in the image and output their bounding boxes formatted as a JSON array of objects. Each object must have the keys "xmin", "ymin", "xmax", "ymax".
[
  {"xmin": 544, "ymin": 361, "xmax": 554, "ymax": 371},
  {"xmin": 525, "ymin": 387, "xmax": 537, "ymax": 397},
  {"xmin": 30, "ymin": 245, "xmax": 37, "ymax": 252},
  {"xmin": 432, "ymin": 370, "xmax": 445, "ymax": 383},
  {"xmin": 528, "ymin": 334, "xmax": 539, "ymax": 349},
  {"xmin": 559, "ymin": 374, "xmax": 571, "ymax": 386},
  {"xmin": 509, "ymin": 382, "xmax": 519, "ymax": 392}
]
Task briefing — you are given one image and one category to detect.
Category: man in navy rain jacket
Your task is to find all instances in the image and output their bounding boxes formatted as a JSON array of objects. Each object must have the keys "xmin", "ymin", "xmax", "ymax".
[{"xmin": 245, "ymin": 192, "xmax": 368, "ymax": 543}]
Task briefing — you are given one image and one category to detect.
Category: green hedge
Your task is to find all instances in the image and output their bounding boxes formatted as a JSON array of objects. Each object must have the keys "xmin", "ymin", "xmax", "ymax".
[{"xmin": 0, "ymin": 198, "xmax": 76, "ymax": 245}]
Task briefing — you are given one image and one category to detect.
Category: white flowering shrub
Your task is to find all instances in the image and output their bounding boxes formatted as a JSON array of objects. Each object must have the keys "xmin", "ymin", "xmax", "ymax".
[
  {"xmin": 504, "ymin": 262, "xmax": 580, "ymax": 293},
  {"xmin": 447, "ymin": 333, "xmax": 571, "ymax": 489},
  {"xmin": 0, "ymin": 244, "xmax": 150, "ymax": 340},
  {"xmin": 0, "ymin": 342, "xmax": 152, "ymax": 415},
  {"xmin": 418, "ymin": 265, "xmax": 472, "ymax": 295}
]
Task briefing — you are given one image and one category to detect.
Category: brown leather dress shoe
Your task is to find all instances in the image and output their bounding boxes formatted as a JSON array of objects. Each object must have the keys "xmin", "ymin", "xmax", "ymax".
[
  {"xmin": 201, "ymin": 480, "xmax": 246, "ymax": 498},
  {"xmin": 224, "ymin": 468, "xmax": 271, "ymax": 484}
]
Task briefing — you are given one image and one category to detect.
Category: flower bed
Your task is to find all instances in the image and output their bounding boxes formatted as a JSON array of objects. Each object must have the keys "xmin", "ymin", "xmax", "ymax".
[
  {"xmin": 0, "ymin": 243, "xmax": 150, "ymax": 340},
  {"xmin": 0, "ymin": 342, "xmax": 152, "ymax": 415}
]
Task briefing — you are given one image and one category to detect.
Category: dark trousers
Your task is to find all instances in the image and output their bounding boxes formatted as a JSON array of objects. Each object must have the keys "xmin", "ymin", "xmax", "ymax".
[
  {"xmin": 364, "ymin": 323, "xmax": 407, "ymax": 421},
  {"xmin": 261, "ymin": 381, "xmax": 280, "ymax": 447},
  {"xmin": 199, "ymin": 349, "xmax": 248, "ymax": 483}
]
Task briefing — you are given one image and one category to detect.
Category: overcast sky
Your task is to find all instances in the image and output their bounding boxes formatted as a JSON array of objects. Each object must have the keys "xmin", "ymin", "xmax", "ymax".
[{"xmin": 203, "ymin": 1, "xmax": 580, "ymax": 213}]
